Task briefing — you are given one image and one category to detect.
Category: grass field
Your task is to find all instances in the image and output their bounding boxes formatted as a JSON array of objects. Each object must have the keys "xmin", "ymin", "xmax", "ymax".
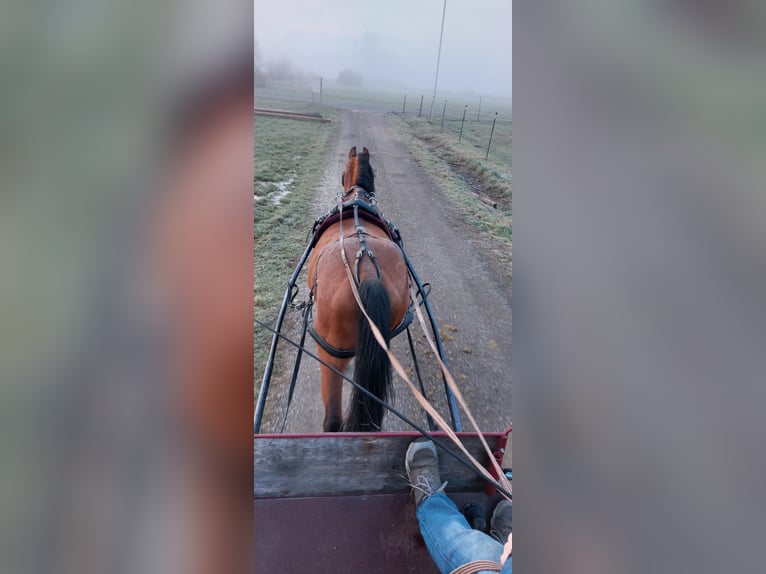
[
  {"xmin": 429, "ymin": 114, "xmax": 512, "ymax": 168},
  {"xmin": 254, "ymin": 102, "xmax": 338, "ymax": 378},
  {"xmin": 256, "ymin": 81, "xmax": 407, "ymax": 110},
  {"xmin": 257, "ymin": 81, "xmax": 512, "ymax": 121}
]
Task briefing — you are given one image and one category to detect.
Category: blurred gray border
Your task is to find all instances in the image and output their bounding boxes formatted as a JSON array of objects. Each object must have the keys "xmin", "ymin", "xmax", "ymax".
[{"xmin": 515, "ymin": 1, "xmax": 766, "ymax": 572}]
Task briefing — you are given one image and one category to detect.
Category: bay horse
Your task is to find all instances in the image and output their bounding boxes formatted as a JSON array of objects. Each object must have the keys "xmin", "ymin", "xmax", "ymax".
[{"xmin": 307, "ymin": 146, "xmax": 410, "ymax": 432}]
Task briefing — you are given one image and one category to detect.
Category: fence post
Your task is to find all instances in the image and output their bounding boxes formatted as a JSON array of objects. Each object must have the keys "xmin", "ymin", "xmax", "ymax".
[
  {"xmin": 477, "ymin": 96, "xmax": 482, "ymax": 121},
  {"xmin": 312, "ymin": 92, "xmax": 315, "ymax": 105},
  {"xmin": 440, "ymin": 100, "xmax": 447, "ymax": 129},
  {"xmin": 402, "ymin": 94, "xmax": 406, "ymax": 114},
  {"xmin": 319, "ymin": 77, "xmax": 323, "ymax": 105},
  {"xmin": 459, "ymin": 105, "xmax": 468, "ymax": 143},
  {"xmin": 418, "ymin": 94, "xmax": 424, "ymax": 117},
  {"xmin": 486, "ymin": 112, "xmax": 498, "ymax": 159}
]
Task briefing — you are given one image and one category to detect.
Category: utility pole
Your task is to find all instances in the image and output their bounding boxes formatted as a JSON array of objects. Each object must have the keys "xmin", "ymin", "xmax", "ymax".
[{"xmin": 428, "ymin": 0, "xmax": 447, "ymax": 119}]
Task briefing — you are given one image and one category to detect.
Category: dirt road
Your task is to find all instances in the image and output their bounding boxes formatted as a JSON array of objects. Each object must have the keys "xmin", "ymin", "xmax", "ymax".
[{"xmin": 260, "ymin": 109, "xmax": 512, "ymax": 433}]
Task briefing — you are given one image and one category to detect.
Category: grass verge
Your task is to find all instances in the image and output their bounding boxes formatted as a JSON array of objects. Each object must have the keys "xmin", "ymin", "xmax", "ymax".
[
  {"xmin": 254, "ymin": 105, "xmax": 338, "ymax": 388},
  {"xmin": 388, "ymin": 113, "xmax": 512, "ymax": 270}
]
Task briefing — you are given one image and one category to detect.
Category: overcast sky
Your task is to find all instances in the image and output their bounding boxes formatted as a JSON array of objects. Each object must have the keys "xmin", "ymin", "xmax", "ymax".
[{"xmin": 254, "ymin": 0, "xmax": 512, "ymax": 96}]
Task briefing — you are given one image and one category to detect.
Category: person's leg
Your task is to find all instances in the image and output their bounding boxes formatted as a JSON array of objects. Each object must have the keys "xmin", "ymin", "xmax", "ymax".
[
  {"xmin": 406, "ymin": 438, "xmax": 506, "ymax": 573},
  {"xmin": 492, "ymin": 499, "xmax": 513, "ymax": 573},
  {"xmin": 416, "ymin": 492, "xmax": 504, "ymax": 574}
]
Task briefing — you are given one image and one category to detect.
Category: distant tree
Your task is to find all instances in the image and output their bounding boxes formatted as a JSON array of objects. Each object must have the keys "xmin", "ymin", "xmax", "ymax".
[
  {"xmin": 254, "ymin": 38, "xmax": 267, "ymax": 87},
  {"xmin": 253, "ymin": 43, "xmax": 309, "ymax": 86},
  {"xmin": 266, "ymin": 58, "xmax": 299, "ymax": 83},
  {"xmin": 337, "ymin": 69, "xmax": 363, "ymax": 87}
]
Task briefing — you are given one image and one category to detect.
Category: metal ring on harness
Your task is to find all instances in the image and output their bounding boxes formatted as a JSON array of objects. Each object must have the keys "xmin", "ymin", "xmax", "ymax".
[
  {"xmin": 338, "ymin": 184, "xmax": 376, "ymax": 206},
  {"xmin": 350, "ymin": 203, "xmax": 382, "ymax": 284}
]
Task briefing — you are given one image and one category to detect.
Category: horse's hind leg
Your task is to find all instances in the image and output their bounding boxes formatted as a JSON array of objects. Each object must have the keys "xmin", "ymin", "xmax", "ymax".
[{"xmin": 318, "ymin": 348, "xmax": 350, "ymax": 432}]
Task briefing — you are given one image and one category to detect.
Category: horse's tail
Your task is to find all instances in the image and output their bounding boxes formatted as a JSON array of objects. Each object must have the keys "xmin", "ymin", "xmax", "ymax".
[{"xmin": 344, "ymin": 278, "xmax": 392, "ymax": 432}]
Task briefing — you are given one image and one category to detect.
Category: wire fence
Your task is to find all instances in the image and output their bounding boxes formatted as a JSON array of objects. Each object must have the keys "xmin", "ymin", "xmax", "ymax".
[
  {"xmin": 399, "ymin": 97, "xmax": 511, "ymax": 164},
  {"xmin": 400, "ymin": 94, "xmax": 512, "ymax": 124},
  {"xmin": 255, "ymin": 82, "xmax": 511, "ymax": 162}
]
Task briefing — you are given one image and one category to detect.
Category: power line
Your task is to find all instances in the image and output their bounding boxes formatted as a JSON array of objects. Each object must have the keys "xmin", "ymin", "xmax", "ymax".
[{"xmin": 428, "ymin": 0, "xmax": 447, "ymax": 119}]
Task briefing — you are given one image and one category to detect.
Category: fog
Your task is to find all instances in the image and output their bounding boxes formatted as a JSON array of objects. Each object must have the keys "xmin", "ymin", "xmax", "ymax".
[{"xmin": 254, "ymin": 0, "xmax": 511, "ymax": 97}]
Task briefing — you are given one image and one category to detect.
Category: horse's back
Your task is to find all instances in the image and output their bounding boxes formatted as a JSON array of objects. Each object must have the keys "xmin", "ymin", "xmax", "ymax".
[{"xmin": 310, "ymin": 227, "xmax": 409, "ymax": 342}]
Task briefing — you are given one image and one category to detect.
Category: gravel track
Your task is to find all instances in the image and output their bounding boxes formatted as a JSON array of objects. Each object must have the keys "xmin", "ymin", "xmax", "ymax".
[{"xmin": 260, "ymin": 109, "xmax": 511, "ymax": 433}]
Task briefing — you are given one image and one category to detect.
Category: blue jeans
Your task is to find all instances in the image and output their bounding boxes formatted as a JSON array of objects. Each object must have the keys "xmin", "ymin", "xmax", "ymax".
[{"xmin": 417, "ymin": 492, "xmax": 512, "ymax": 574}]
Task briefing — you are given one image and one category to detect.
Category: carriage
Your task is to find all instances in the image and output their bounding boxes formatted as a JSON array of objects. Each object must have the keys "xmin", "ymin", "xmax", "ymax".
[{"xmin": 254, "ymin": 147, "xmax": 511, "ymax": 572}]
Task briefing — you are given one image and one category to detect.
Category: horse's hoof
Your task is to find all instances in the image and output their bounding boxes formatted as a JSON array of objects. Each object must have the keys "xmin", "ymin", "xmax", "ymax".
[{"xmin": 323, "ymin": 419, "xmax": 342, "ymax": 433}]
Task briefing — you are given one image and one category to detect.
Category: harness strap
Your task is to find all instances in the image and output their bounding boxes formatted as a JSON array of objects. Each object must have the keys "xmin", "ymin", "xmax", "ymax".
[
  {"xmin": 449, "ymin": 560, "xmax": 503, "ymax": 574},
  {"xmin": 338, "ymin": 184, "xmax": 376, "ymax": 205},
  {"xmin": 352, "ymin": 203, "xmax": 382, "ymax": 283},
  {"xmin": 311, "ymin": 199, "xmax": 397, "ymax": 245},
  {"xmin": 307, "ymin": 322, "xmax": 356, "ymax": 359},
  {"xmin": 306, "ymin": 301, "xmax": 414, "ymax": 359},
  {"xmin": 393, "ymin": 303, "xmax": 414, "ymax": 340}
]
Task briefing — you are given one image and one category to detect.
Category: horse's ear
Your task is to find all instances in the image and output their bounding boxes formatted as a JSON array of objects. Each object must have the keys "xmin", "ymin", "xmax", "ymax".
[
  {"xmin": 362, "ymin": 147, "xmax": 370, "ymax": 156},
  {"xmin": 341, "ymin": 172, "xmax": 345, "ymax": 185},
  {"xmin": 348, "ymin": 146, "xmax": 357, "ymax": 158}
]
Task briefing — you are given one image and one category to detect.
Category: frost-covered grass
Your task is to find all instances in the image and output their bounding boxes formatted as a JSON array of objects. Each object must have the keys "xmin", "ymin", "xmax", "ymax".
[
  {"xmin": 389, "ymin": 112, "xmax": 512, "ymax": 274},
  {"xmin": 254, "ymin": 105, "xmax": 338, "ymax": 379}
]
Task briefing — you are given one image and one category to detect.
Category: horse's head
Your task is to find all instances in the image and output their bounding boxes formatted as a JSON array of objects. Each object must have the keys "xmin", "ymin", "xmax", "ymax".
[{"xmin": 341, "ymin": 146, "xmax": 375, "ymax": 202}]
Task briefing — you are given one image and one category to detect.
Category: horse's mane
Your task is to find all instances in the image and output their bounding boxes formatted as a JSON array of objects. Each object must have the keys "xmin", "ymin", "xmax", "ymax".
[{"xmin": 355, "ymin": 153, "xmax": 375, "ymax": 195}]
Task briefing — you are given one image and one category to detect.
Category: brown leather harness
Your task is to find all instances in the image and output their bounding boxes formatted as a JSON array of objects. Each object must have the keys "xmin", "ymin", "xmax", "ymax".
[{"xmin": 306, "ymin": 195, "xmax": 413, "ymax": 359}]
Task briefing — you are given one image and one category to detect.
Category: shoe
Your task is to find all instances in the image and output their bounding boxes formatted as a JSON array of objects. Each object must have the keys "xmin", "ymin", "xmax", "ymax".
[
  {"xmin": 405, "ymin": 438, "xmax": 446, "ymax": 507},
  {"xmin": 462, "ymin": 502, "xmax": 487, "ymax": 531},
  {"xmin": 490, "ymin": 500, "xmax": 512, "ymax": 543}
]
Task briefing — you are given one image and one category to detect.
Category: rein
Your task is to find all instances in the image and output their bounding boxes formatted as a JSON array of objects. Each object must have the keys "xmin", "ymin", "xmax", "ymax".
[
  {"xmin": 253, "ymin": 318, "xmax": 513, "ymax": 500},
  {"xmin": 335, "ymin": 192, "xmax": 512, "ymax": 501}
]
